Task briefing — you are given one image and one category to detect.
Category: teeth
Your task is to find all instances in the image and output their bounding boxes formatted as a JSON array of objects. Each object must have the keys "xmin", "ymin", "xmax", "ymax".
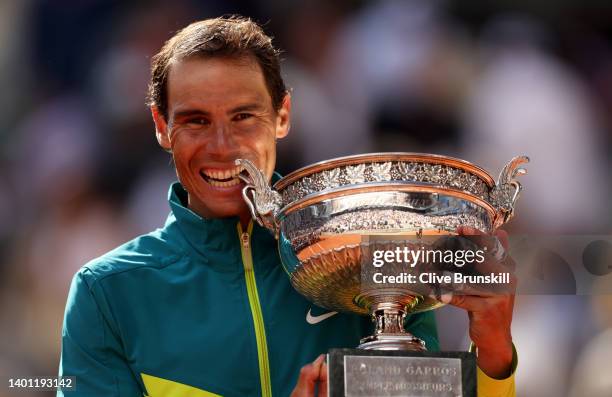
[
  {"xmin": 202, "ymin": 165, "xmax": 244, "ymax": 180},
  {"xmin": 201, "ymin": 165, "xmax": 245, "ymax": 188},
  {"xmin": 208, "ymin": 178, "xmax": 241, "ymax": 187}
]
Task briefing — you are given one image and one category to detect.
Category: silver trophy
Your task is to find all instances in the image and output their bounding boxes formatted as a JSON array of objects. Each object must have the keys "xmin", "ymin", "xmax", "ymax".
[{"xmin": 237, "ymin": 153, "xmax": 528, "ymax": 396}]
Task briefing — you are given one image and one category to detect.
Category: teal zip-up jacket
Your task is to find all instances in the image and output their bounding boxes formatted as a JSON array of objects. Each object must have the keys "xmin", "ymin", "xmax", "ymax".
[{"xmin": 58, "ymin": 182, "xmax": 438, "ymax": 397}]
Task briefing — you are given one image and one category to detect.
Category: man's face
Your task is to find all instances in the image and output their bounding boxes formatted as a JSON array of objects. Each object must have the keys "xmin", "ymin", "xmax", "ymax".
[{"xmin": 152, "ymin": 56, "xmax": 290, "ymax": 219}]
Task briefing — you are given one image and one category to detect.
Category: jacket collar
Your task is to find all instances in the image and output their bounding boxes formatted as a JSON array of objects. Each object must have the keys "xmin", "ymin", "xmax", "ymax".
[{"xmin": 166, "ymin": 183, "xmax": 241, "ymax": 259}]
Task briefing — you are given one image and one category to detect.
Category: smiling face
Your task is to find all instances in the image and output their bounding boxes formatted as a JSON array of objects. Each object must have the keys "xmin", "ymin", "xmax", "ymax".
[{"xmin": 152, "ymin": 56, "xmax": 290, "ymax": 220}]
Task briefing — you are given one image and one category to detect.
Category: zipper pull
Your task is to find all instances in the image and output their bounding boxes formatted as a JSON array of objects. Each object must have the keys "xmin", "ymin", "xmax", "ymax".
[{"xmin": 241, "ymin": 232, "xmax": 250, "ymax": 248}]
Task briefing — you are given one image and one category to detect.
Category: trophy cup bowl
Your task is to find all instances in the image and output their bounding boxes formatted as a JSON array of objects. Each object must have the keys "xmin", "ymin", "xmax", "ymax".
[{"xmin": 237, "ymin": 153, "xmax": 528, "ymax": 395}]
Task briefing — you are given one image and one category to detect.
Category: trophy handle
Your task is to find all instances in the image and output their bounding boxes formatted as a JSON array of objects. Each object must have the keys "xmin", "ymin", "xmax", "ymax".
[
  {"xmin": 491, "ymin": 156, "xmax": 530, "ymax": 228},
  {"xmin": 235, "ymin": 159, "xmax": 282, "ymax": 237}
]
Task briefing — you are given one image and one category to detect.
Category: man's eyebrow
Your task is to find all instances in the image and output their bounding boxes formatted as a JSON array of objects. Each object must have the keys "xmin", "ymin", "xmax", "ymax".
[
  {"xmin": 229, "ymin": 103, "xmax": 265, "ymax": 113},
  {"xmin": 172, "ymin": 109, "xmax": 210, "ymax": 120}
]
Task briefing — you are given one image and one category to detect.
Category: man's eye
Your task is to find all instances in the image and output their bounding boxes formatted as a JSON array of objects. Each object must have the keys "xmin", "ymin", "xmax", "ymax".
[
  {"xmin": 186, "ymin": 118, "xmax": 209, "ymax": 126},
  {"xmin": 234, "ymin": 113, "xmax": 253, "ymax": 121}
]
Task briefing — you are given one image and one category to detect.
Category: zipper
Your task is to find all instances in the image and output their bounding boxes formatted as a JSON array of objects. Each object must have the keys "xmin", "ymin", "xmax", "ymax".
[{"xmin": 237, "ymin": 220, "xmax": 272, "ymax": 397}]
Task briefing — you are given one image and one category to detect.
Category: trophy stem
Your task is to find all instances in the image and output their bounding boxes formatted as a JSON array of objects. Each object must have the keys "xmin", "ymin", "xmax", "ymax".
[
  {"xmin": 373, "ymin": 302, "xmax": 407, "ymax": 335},
  {"xmin": 357, "ymin": 301, "xmax": 426, "ymax": 351}
]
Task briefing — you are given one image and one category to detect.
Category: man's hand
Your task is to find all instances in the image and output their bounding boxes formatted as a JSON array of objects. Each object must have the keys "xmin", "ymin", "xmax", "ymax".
[
  {"xmin": 291, "ymin": 354, "xmax": 327, "ymax": 397},
  {"xmin": 447, "ymin": 226, "xmax": 516, "ymax": 379}
]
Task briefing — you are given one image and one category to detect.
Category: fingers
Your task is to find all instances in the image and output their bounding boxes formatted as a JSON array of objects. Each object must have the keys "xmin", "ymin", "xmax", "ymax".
[
  {"xmin": 445, "ymin": 290, "xmax": 515, "ymax": 313},
  {"xmin": 457, "ymin": 226, "xmax": 511, "ymax": 257},
  {"xmin": 455, "ymin": 226, "xmax": 515, "ymax": 272},
  {"xmin": 291, "ymin": 354, "xmax": 326, "ymax": 397},
  {"xmin": 446, "ymin": 293, "xmax": 496, "ymax": 311},
  {"xmin": 318, "ymin": 361, "xmax": 328, "ymax": 397},
  {"xmin": 494, "ymin": 229, "xmax": 510, "ymax": 251},
  {"xmin": 456, "ymin": 226, "xmax": 503, "ymax": 252},
  {"xmin": 457, "ymin": 226, "xmax": 507, "ymax": 250},
  {"xmin": 473, "ymin": 251, "xmax": 516, "ymax": 281},
  {"xmin": 433, "ymin": 227, "xmax": 516, "ymax": 298},
  {"xmin": 457, "ymin": 226, "xmax": 509, "ymax": 245}
]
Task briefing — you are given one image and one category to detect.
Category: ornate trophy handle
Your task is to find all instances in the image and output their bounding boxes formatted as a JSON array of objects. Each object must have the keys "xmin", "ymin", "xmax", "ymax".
[
  {"xmin": 491, "ymin": 155, "xmax": 530, "ymax": 228},
  {"xmin": 235, "ymin": 159, "xmax": 282, "ymax": 237}
]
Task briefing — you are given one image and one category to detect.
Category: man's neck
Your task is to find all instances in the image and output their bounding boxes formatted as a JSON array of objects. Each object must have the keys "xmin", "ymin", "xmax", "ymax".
[{"xmin": 187, "ymin": 195, "xmax": 253, "ymax": 229}]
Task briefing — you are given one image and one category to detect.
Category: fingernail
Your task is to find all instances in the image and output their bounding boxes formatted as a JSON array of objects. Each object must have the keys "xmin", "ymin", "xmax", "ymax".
[
  {"xmin": 314, "ymin": 354, "xmax": 325, "ymax": 364},
  {"xmin": 440, "ymin": 293, "xmax": 453, "ymax": 304}
]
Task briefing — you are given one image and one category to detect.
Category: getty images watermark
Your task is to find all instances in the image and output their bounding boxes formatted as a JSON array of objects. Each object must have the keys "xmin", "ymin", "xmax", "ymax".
[
  {"xmin": 359, "ymin": 234, "xmax": 612, "ymax": 296},
  {"xmin": 370, "ymin": 245, "xmax": 511, "ymax": 286}
]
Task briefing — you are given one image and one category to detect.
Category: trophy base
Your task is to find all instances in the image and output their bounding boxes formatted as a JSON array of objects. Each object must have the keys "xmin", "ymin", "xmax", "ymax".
[{"xmin": 327, "ymin": 348, "xmax": 476, "ymax": 397}]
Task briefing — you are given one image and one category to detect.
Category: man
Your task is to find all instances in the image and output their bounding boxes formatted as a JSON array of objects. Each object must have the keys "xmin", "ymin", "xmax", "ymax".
[{"xmin": 58, "ymin": 16, "xmax": 517, "ymax": 396}]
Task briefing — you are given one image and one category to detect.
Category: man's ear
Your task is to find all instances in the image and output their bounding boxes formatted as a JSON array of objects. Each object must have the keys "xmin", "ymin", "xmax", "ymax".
[
  {"xmin": 151, "ymin": 106, "xmax": 171, "ymax": 151},
  {"xmin": 275, "ymin": 93, "xmax": 291, "ymax": 139}
]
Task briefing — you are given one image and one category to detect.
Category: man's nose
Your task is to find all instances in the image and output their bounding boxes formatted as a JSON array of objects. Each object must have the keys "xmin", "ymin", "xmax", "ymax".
[{"xmin": 207, "ymin": 123, "xmax": 238, "ymax": 155}]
